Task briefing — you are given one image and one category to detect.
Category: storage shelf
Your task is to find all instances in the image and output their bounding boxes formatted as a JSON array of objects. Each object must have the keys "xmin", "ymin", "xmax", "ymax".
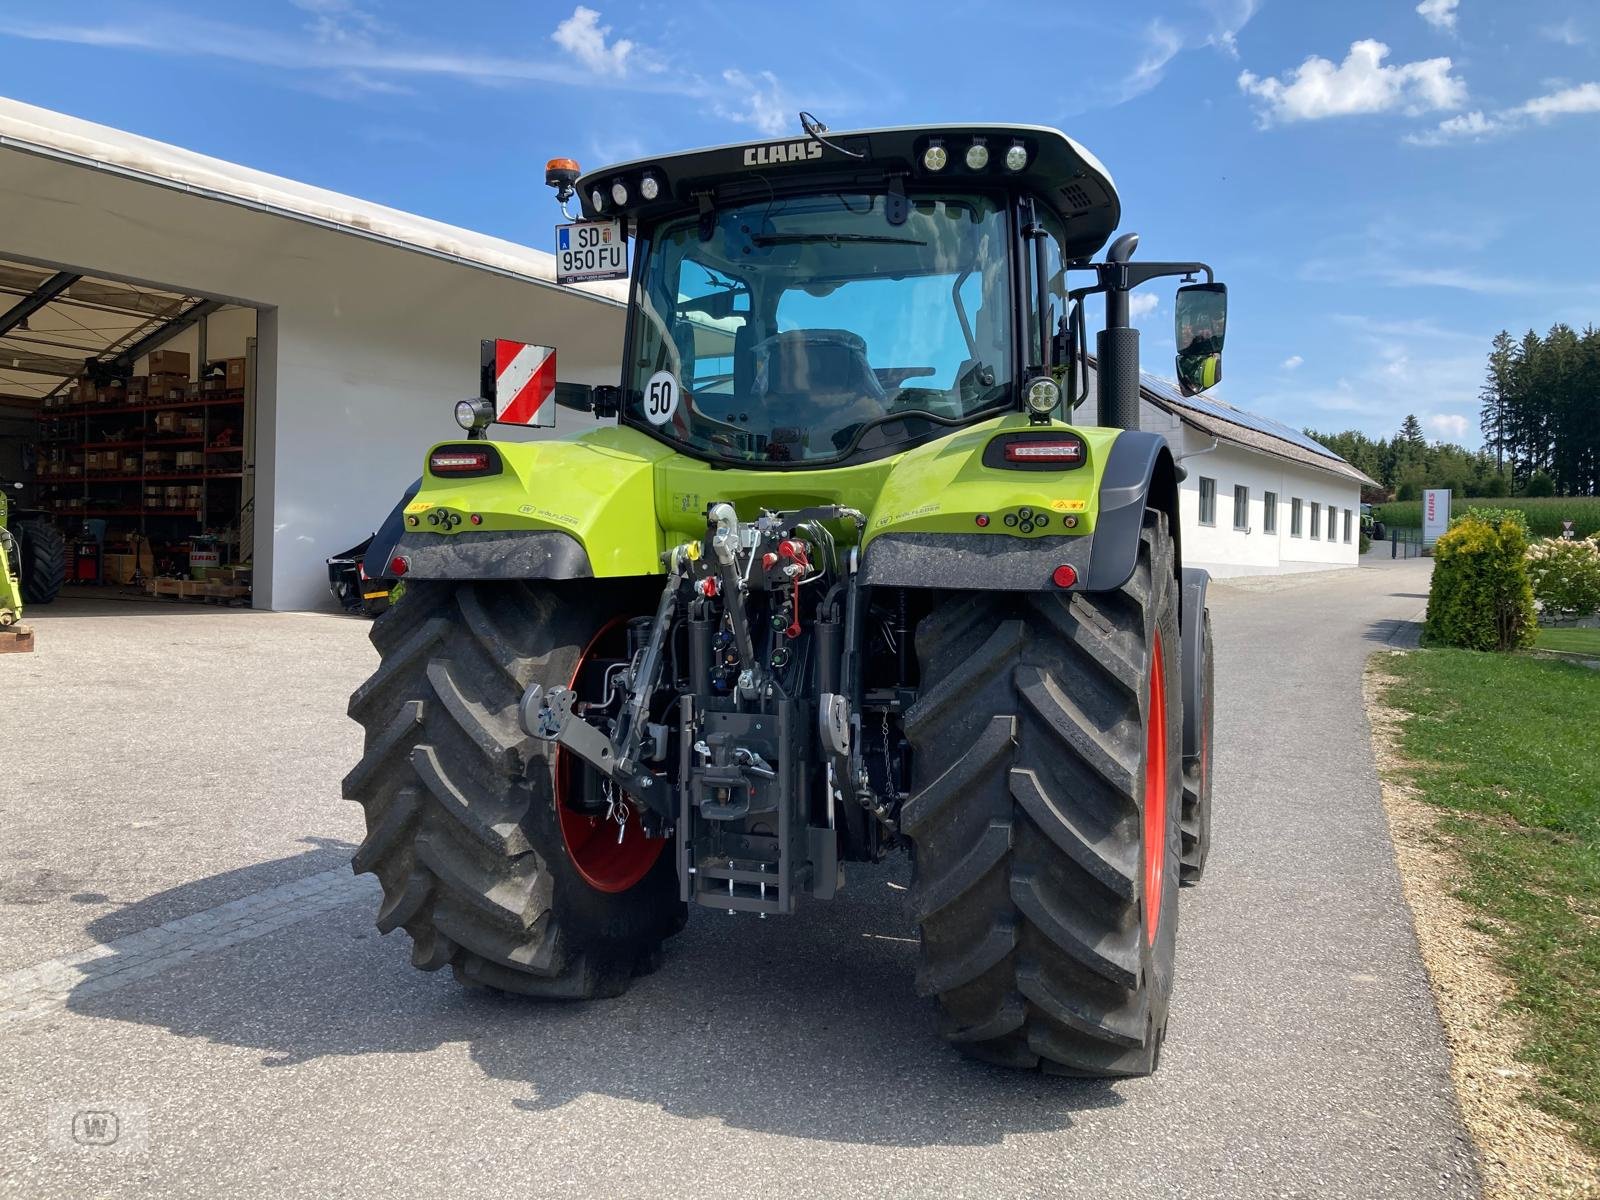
[
  {"xmin": 39, "ymin": 394, "xmax": 246, "ymax": 419},
  {"xmin": 44, "ymin": 508, "xmax": 202, "ymax": 518},
  {"xmin": 46, "ymin": 471, "xmax": 243, "ymax": 484}
]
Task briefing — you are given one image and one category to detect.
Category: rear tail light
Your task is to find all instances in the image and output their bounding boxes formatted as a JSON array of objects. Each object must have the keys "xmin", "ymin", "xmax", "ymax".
[
  {"xmin": 389, "ymin": 556, "xmax": 410, "ymax": 577},
  {"xmin": 1052, "ymin": 565, "xmax": 1078, "ymax": 588},
  {"xmin": 427, "ymin": 444, "xmax": 501, "ymax": 476},
  {"xmin": 430, "ymin": 450, "xmax": 490, "ymax": 473},
  {"xmin": 1004, "ymin": 440, "xmax": 1084, "ymax": 464}
]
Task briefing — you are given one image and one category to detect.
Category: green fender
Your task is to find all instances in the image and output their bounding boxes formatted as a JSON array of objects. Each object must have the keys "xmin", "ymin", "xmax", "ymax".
[{"xmin": 385, "ymin": 416, "xmax": 1169, "ymax": 594}]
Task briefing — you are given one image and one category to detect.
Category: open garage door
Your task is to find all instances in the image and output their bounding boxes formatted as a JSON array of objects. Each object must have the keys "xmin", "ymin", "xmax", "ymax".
[{"xmin": 0, "ymin": 257, "xmax": 260, "ymax": 608}]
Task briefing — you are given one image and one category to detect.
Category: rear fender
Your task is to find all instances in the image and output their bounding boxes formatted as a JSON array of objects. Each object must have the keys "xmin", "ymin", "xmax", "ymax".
[
  {"xmin": 1180, "ymin": 567, "xmax": 1210, "ymax": 761},
  {"xmin": 387, "ymin": 426, "xmax": 673, "ymax": 581},
  {"xmin": 859, "ymin": 427, "xmax": 1182, "ymax": 592}
]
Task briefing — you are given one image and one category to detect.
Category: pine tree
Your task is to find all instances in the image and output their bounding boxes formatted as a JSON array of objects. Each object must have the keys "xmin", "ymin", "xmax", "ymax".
[{"xmin": 1480, "ymin": 330, "xmax": 1515, "ymax": 471}]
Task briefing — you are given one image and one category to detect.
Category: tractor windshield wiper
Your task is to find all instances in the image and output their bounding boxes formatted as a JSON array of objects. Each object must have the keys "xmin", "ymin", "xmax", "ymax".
[{"xmin": 751, "ymin": 233, "xmax": 927, "ymax": 247}]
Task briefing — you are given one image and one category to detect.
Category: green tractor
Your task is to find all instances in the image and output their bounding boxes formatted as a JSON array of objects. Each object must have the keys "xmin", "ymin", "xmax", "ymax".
[
  {"xmin": 2, "ymin": 479, "xmax": 65, "ymax": 651},
  {"xmin": 344, "ymin": 122, "xmax": 1222, "ymax": 1075},
  {"xmin": 2, "ymin": 480, "xmax": 66, "ymax": 608}
]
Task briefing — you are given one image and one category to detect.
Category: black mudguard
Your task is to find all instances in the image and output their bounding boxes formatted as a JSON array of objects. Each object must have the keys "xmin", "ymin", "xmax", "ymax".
[
  {"xmin": 1180, "ymin": 566, "xmax": 1210, "ymax": 762},
  {"xmin": 860, "ymin": 430, "xmax": 1181, "ymax": 593},
  {"xmin": 390, "ymin": 529, "xmax": 593, "ymax": 580},
  {"xmin": 363, "ymin": 478, "xmax": 421, "ymax": 580}
]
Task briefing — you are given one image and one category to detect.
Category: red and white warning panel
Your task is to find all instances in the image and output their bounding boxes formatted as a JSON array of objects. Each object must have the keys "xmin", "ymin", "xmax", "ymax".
[{"xmin": 480, "ymin": 339, "xmax": 557, "ymax": 427}]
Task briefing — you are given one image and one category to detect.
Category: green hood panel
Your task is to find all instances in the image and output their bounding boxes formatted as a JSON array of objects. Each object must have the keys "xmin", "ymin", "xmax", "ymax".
[{"xmin": 403, "ymin": 418, "xmax": 1119, "ymax": 579}]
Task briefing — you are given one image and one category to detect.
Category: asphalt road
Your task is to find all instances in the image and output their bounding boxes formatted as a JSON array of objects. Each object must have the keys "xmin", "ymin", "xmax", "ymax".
[{"xmin": 0, "ymin": 560, "xmax": 1476, "ymax": 1199}]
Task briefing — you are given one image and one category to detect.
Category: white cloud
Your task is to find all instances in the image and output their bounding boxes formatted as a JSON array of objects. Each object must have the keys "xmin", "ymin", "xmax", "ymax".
[
  {"xmin": 1407, "ymin": 80, "xmax": 1600, "ymax": 144},
  {"xmin": 1203, "ymin": 0, "xmax": 1262, "ymax": 58},
  {"xmin": 1238, "ymin": 39, "xmax": 1466, "ymax": 125},
  {"xmin": 1117, "ymin": 21, "xmax": 1185, "ymax": 102},
  {"xmin": 714, "ymin": 69, "xmax": 790, "ymax": 137},
  {"xmin": 1517, "ymin": 81, "xmax": 1600, "ymax": 120},
  {"xmin": 1404, "ymin": 109, "xmax": 1504, "ymax": 144},
  {"xmin": 0, "ymin": 12, "xmax": 688, "ymax": 94},
  {"xmin": 1095, "ymin": 4, "xmax": 1261, "ymax": 108},
  {"xmin": 1282, "ymin": 355, "xmax": 1304, "ymax": 370},
  {"xmin": 1416, "ymin": 0, "xmax": 1460, "ymax": 32},
  {"xmin": 1426, "ymin": 412, "xmax": 1470, "ymax": 439},
  {"xmin": 1540, "ymin": 19, "xmax": 1586, "ymax": 46},
  {"xmin": 1129, "ymin": 292, "xmax": 1160, "ymax": 320},
  {"xmin": 551, "ymin": 6, "xmax": 633, "ymax": 74}
]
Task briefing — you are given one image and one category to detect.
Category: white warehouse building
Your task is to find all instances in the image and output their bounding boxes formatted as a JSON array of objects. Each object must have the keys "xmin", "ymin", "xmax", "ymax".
[
  {"xmin": 1136, "ymin": 373, "xmax": 1375, "ymax": 577},
  {"xmin": 1, "ymin": 98, "xmax": 1371, "ymax": 620}
]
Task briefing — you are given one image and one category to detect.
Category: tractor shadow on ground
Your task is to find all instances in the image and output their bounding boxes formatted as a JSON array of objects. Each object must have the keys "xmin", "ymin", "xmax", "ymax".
[{"xmin": 64, "ymin": 851, "xmax": 1123, "ymax": 1147}]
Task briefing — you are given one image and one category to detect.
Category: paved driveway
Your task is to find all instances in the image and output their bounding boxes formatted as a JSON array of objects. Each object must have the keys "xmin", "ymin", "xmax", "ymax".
[{"xmin": 0, "ymin": 562, "xmax": 1474, "ymax": 1199}]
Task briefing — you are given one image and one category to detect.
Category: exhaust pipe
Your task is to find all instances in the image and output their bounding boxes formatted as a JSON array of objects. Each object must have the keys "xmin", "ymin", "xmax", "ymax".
[{"xmin": 1097, "ymin": 233, "xmax": 1141, "ymax": 433}]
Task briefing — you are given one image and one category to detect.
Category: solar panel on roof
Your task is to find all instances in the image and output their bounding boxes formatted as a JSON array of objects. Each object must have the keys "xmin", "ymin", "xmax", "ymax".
[{"xmin": 1139, "ymin": 372, "xmax": 1345, "ymax": 462}]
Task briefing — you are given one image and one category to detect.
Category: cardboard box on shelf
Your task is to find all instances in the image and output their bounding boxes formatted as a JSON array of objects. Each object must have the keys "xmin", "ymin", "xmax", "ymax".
[
  {"xmin": 143, "ymin": 451, "xmax": 173, "ymax": 472},
  {"xmin": 148, "ymin": 373, "xmax": 185, "ymax": 401},
  {"xmin": 127, "ymin": 375, "xmax": 148, "ymax": 400},
  {"xmin": 185, "ymin": 381, "xmax": 202, "ymax": 399},
  {"xmin": 179, "ymin": 416, "xmax": 204, "ymax": 435},
  {"xmin": 175, "ymin": 451, "xmax": 204, "ymax": 470},
  {"xmin": 75, "ymin": 378, "xmax": 96, "ymax": 405},
  {"xmin": 147, "ymin": 349, "xmax": 190, "ymax": 376},
  {"xmin": 121, "ymin": 455, "xmax": 140, "ymax": 473},
  {"xmin": 153, "ymin": 410, "xmax": 179, "ymax": 434},
  {"xmin": 224, "ymin": 358, "xmax": 247, "ymax": 390},
  {"xmin": 104, "ymin": 553, "xmax": 137, "ymax": 584}
]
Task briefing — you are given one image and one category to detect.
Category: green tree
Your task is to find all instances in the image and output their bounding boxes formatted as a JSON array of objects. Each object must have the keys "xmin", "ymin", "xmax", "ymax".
[{"xmin": 1480, "ymin": 330, "xmax": 1515, "ymax": 471}]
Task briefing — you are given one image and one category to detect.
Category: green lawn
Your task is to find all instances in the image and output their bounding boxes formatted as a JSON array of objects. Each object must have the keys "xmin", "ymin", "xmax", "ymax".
[
  {"xmin": 1378, "ymin": 649, "xmax": 1600, "ymax": 1153},
  {"xmin": 1536, "ymin": 626, "xmax": 1600, "ymax": 658}
]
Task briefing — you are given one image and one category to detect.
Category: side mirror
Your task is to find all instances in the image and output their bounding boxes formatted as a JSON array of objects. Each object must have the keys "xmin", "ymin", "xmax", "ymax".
[{"xmin": 1174, "ymin": 282, "xmax": 1227, "ymax": 397}]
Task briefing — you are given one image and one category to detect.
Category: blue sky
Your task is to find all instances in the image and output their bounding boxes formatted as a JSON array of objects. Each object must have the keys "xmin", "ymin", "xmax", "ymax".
[{"xmin": 2, "ymin": 0, "xmax": 1597, "ymax": 447}]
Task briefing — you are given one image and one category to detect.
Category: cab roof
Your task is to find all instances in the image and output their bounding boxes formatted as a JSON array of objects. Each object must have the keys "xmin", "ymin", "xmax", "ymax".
[{"xmin": 573, "ymin": 123, "xmax": 1122, "ymax": 261}]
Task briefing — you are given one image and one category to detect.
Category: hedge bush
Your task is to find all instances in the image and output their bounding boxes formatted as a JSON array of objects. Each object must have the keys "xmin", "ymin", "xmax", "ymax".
[
  {"xmin": 1424, "ymin": 510, "xmax": 1537, "ymax": 651},
  {"xmin": 1526, "ymin": 536, "xmax": 1600, "ymax": 620}
]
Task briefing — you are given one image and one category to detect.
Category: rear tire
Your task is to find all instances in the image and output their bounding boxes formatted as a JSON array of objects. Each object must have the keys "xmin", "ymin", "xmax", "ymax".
[
  {"xmin": 902, "ymin": 508, "xmax": 1182, "ymax": 1076},
  {"xmin": 17, "ymin": 521, "xmax": 65, "ymax": 605},
  {"xmin": 1180, "ymin": 610, "xmax": 1213, "ymax": 885},
  {"xmin": 343, "ymin": 579, "xmax": 684, "ymax": 998}
]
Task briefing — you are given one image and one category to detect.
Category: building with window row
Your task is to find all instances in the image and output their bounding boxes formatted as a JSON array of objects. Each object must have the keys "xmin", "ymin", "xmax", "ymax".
[{"xmin": 1132, "ymin": 372, "xmax": 1375, "ymax": 576}]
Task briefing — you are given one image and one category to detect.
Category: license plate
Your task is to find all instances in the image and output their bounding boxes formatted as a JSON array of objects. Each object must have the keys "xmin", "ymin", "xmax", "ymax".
[{"xmin": 555, "ymin": 219, "xmax": 627, "ymax": 284}]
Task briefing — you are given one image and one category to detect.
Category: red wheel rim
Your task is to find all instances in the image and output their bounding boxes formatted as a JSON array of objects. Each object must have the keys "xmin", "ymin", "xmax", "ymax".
[
  {"xmin": 555, "ymin": 618, "xmax": 666, "ymax": 893},
  {"xmin": 1142, "ymin": 629, "xmax": 1168, "ymax": 945}
]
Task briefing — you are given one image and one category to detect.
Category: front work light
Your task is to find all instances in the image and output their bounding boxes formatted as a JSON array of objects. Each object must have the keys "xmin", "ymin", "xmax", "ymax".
[
  {"xmin": 1025, "ymin": 376, "xmax": 1061, "ymax": 416},
  {"xmin": 1005, "ymin": 141, "xmax": 1028, "ymax": 171},
  {"xmin": 922, "ymin": 140, "xmax": 948, "ymax": 171},
  {"xmin": 611, "ymin": 180, "xmax": 629, "ymax": 206},
  {"xmin": 454, "ymin": 396, "xmax": 494, "ymax": 434},
  {"xmin": 965, "ymin": 139, "xmax": 989, "ymax": 170},
  {"xmin": 590, "ymin": 188, "xmax": 604, "ymax": 212},
  {"xmin": 640, "ymin": 173, "xmax": 660, "ymax": 200}
]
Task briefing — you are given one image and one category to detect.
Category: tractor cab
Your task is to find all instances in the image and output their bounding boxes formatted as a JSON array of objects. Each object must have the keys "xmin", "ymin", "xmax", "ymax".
[{"xmin": 512, "ymin": 124, "xmax": 1225, "ymax": 460}]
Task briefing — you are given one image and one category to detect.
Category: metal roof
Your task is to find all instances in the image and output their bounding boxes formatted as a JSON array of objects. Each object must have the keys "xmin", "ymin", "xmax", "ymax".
[
  {"xmin": 1139, "ymin": 372, "xmax": 1378, "ymax": 488},
  {"xmin": 0, "ymin": 97, "xmax": 626, "ymax": 306},
  {"xmin": 1083, "ymin": 358, "xmax": 1376, "ymax": 488},
  {"xmin": 0, "ymin": 258, "xmax": 210, "ymax": 404}
]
